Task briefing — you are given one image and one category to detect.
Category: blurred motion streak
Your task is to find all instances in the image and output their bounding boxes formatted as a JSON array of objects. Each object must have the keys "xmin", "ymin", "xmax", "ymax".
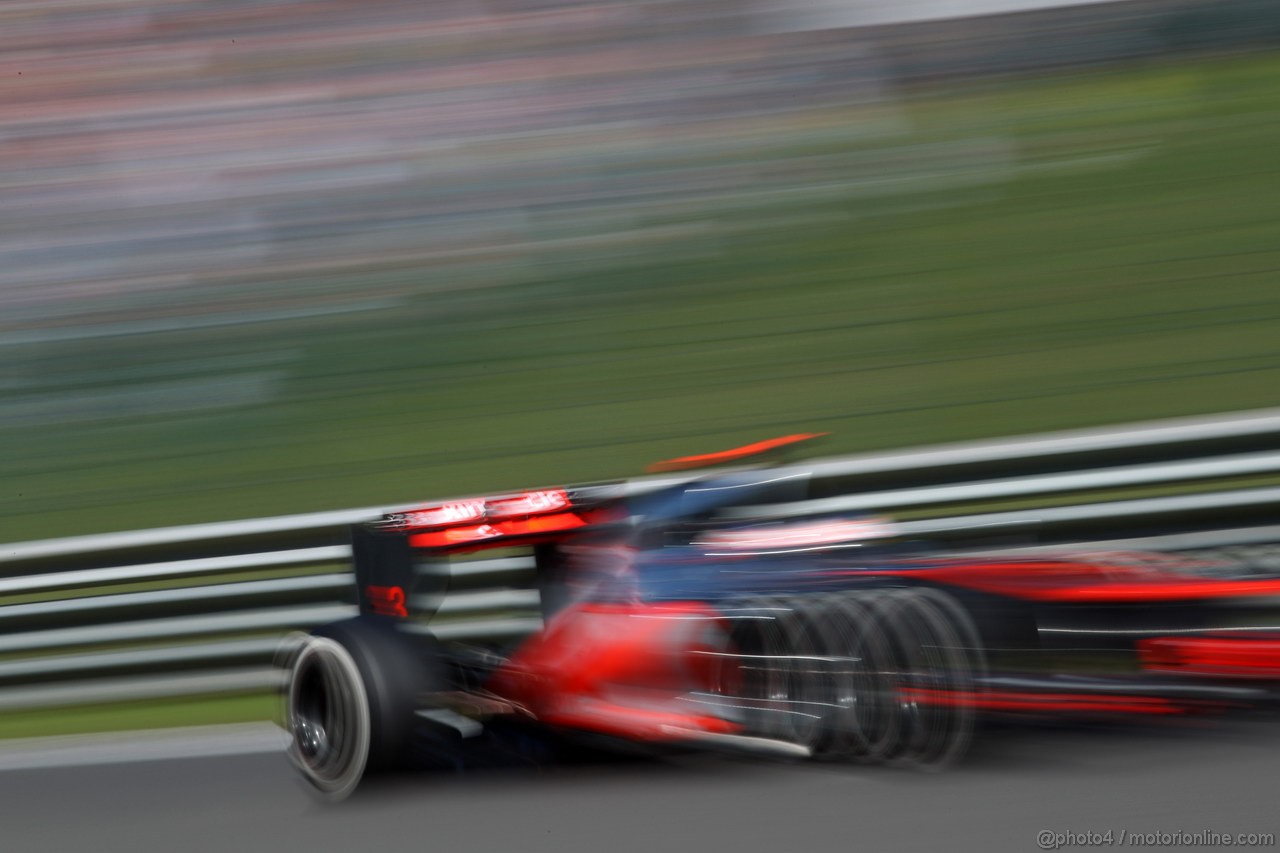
[
  {"xmin": 4, "ymin": 0, "xmax": 1280, "ymax": 539},
  {"xmin": 4, "ymin": 0, "xmax": 1280, "ymax": 740}
]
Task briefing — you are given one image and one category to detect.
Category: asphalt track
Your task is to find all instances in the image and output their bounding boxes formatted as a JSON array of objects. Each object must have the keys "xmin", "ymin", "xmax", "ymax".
[{"xmin": 0, "ymin": 718, "xmax": 1277, "ymax": 853}]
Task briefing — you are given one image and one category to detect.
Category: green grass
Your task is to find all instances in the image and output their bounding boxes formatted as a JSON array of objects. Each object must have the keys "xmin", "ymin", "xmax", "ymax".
[{"xmin": 0, "ymin": 693, "xmax": 276, "ymax": 740}]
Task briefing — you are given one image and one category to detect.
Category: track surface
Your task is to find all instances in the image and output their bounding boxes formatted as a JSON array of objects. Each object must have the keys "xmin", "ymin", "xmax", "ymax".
[{"xmin": 1, "ymin": 719, "xmax": 1277, "ymax": 853}]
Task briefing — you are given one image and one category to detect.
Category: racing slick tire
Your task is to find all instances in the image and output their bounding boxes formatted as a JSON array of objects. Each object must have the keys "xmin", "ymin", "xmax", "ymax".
[
  {"xmin": 717, "ymin": 596, "xmax": 817, "ymax": 748},
  {"xmin": 868, "ymin": 588, "xmax": 983, "ymax": 768},
  {"xmin": 731, "ymin": 588, "xmax": 984, "ymax": 768},
  {"xmin": 811, "ymin": 592, "xmax": 900, "ymax": 763},
  {"xmin": 286, "ymin": 616, "xmax": 443, "ymax": 800},
  {"xmin": 717, "ymin": 593, "xmax": 902, "ymax": 759}
]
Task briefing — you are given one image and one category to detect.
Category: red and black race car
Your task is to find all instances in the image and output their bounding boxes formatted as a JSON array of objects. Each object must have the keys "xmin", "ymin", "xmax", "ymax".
[{"xmin": 283, "ymin": 439, "xmax": 1280, "ymax": 799}]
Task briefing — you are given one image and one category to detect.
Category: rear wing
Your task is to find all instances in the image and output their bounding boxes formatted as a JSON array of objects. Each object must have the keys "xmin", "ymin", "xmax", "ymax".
[
  {"xmin": 350, "ymin": 434, "xmax": 828, "ymax": 620},
  {"xmin": 351, "ymin": 487, "xmax": 624, "ymax": 620}
]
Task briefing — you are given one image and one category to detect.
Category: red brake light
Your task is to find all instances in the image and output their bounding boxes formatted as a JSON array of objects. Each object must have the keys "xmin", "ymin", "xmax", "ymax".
[{"xmin": 365, "ymin": 585, "xmax": 408, "ymax": 618}]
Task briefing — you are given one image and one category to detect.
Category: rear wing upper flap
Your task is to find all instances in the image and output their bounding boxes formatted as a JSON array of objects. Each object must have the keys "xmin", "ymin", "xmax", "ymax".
[{"xmin": 350, "ymin": 486, "xmax": 627, "ymax": 620}]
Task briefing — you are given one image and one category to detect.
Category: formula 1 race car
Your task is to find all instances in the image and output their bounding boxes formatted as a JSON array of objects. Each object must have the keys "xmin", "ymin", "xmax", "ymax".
[{"xmin": 283, "ymin": 438, "xmax": 1280, "ymax": 799}]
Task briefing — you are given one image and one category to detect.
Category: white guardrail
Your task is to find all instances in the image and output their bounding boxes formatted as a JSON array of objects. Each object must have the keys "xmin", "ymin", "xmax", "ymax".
[{"xmin": 2, "ymin": 407, "xmax": 1280, "ymax": 712}]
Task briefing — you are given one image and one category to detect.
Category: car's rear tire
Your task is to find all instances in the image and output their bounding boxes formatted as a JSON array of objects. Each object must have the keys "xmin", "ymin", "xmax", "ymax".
[{"xmin": 286, "ymin": 617, "xmax": 442, "ymax": 800}]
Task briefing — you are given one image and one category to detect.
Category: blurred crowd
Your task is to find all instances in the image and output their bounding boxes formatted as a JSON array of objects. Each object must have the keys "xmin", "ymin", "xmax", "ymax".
[
  {"xmin": 5, "ymin": 0, "xmax": 1268, "ymax": 334},
  {"xmin": 1, "ymin": 0, "xmax": 898, "ymax": 331}
]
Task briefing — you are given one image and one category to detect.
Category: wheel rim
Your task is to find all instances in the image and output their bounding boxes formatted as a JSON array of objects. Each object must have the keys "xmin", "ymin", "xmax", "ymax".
[{"xmin": 287, "ymin": 637, "xmax": 371, "ymax": 800}]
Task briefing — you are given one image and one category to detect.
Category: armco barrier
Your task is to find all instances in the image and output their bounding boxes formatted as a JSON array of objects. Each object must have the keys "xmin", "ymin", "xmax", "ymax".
[{"xmin": 2, "ymin": 408, "xmax": 1279, "ymax": 711}]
